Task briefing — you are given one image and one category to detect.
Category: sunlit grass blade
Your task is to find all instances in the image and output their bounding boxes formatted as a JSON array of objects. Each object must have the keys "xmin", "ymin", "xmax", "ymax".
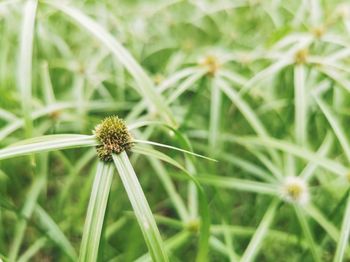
[
  {"xmin": 45, "ymin": 1, "xmax": 176, "ymax": 126},
  {"xmin": 18, "ymin": 0, "xmax": 37, "ymax": 138},
  {"xmin": 132, "ymin": 145, "xmax": 210, "ymax": 260},
  {"xmin": 226, "ymin": 135, "xmax": 348, "ymax": 176},
  {"xmin": 112, "ymin": 152, "xmax": 169, "ymax": 262},
  {"xmin": 209, "ymin": 78, "xmax": 222, "ymax": 151},
  {"xmin": 334, "ymin": 192, "xmax": 350, "ymax": 262},
  {"xmin": 132, "ymin": 145, "xmax": 189, "ymax": 221},
  {"xmin": 133, "ymin": 139, "xmax": 216, "ymax": 162},
  {"xmin": 294, "ymin": 64, "xmax": 307, "ymax": 145},
  {"xmin": 79, "ymin": 162, "xmax": 114, "ymax": 262},
  {"xmin": 300, "ymin": 132, "xmax": 333, "ymax": 181},
  {"xmin": 241, "ymin": 200, "xmax": 279, "ymax": 262},
  {"xmin": 197, "ymin": 175, "xmax": 278, "ymax": 195},
  {"xmin": 314, "ymin": 96, "xmax": 350, "ymax": 162},
  {"xmin": 0, "ymin": 135, "xmax": 97, "ymax": 161}
]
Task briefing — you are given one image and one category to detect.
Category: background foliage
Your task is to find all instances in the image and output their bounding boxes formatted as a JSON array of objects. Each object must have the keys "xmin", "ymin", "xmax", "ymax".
[{"xmin": 1, "ymin": 0, "xmax": 350, "ymax": 261}]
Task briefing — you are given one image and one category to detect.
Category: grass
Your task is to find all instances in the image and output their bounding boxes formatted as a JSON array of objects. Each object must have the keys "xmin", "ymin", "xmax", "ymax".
[{"xmin": 1, "ymin": 0, "xmax": 350, "ymax": 261}]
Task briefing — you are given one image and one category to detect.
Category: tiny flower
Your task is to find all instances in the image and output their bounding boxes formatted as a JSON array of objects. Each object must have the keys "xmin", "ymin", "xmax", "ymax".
[
  {"xmin": 279, "ymin": 176, "xmax": 309, "ymax": 205},
  {"xmin": 93, "ymin": 116, "xmax": 133, "ymax": 162},
  {"xmin": 199, "ymin": 55, "xmax": 220, "ymax": 76},
  {"xmin": 294, "ymin": 49, "xmax": 308, "ymax": 64}
]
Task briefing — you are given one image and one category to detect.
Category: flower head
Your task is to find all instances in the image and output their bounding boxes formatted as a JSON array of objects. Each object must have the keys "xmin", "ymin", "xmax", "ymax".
[
  {"xmin": 279, "ymin": 176, "xmax": 309, "ymax": 205},
  {"xmin": 93, "ymin": 116, "xmax": 133, "ymax": 162}
]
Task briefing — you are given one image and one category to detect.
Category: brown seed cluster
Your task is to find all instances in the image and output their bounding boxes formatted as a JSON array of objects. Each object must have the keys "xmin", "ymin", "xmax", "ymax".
[{"xmin": 93, "ymin": 116, "xmax": 133, "ymax": 162}]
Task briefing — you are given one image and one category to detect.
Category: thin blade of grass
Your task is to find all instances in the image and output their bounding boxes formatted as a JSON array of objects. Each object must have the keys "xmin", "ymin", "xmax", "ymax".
[
  {"xmin": 314, "ymin": 96, "xmax": 350, "ymax": 162},
  {"xmin": 197, "ymin": 175, "xmax": 278, "ymax": 195},
  {"xmin": 294, "ymin": 65, "xmax": 307, "ymax": 145},
  {"xmin": 79, "ymin": 162, "xmax": 114, "ymax": 262},
  {"xmin": 133, "ymin": 139, "xmax": 216, "ymax": 162},
  {"xmin": 34, "ymin": 205, "xmax": 77, "ymax": 261},
  {"xmin": 18, "ymin": 0, "xmax": 38, "ymax": 138},
  {"xmin": 241, "ymin": 199, "xmax": 279, "ymax": 262},
  {"xmin": 45, "ymin": 2, "xmax": 176, "ymax": 126},
  {"xmin": 225, "ymin": 135, "xmax": 348, "ymax": 176},
  {"xmin": 334, "ymin": 192, "xmax": 350, "ymax": 262},
  {"xmin": 294, "ymin": 205, "xmax": 321, "ymax": 262},
  {"xmin": 209, "ymin": 78, "xmax": 222, "ymax": 152},
  {"xmin": 0, "ymin": 135, "xmax": 97, "ymax": 161},
  {"xmin": 112, "ymin": 152, "xmax": 169, "ymax": 262}
]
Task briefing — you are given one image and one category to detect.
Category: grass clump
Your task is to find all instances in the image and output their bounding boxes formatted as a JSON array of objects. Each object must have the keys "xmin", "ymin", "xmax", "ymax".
[{"xmin": 93, "ymin": 116, "xmax": 133, "ymax": 162}]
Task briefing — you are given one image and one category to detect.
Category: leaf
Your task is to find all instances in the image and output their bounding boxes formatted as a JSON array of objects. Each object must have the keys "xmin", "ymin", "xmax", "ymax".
[
  {"xmin": 45, "ymin": 1, "xmax": 176, "ymax": 126},
  {"xmin": 34, "ymin": 205, "xmax": 77, "ymax": 261},
  {"xmin": 133, "ymin": 139, "xmax": 216, "ymax": 162},
  {"xmin": 79, "ymin": 162, "xmax": 114, "ymax": 262},
  {"xmin": 0, "ymin": 135, "xmax": 97, "ymax": 161},
  {"xmin": 334, "ymin": 192, "xmax": 350, "ymax": 262},
  {"xmin": 241, "ymin": 200, "xmax": 279, "ymax": 262},
  {"xmin": 112, "ymin": 152, "xmax": 169, "ymax": 262}
]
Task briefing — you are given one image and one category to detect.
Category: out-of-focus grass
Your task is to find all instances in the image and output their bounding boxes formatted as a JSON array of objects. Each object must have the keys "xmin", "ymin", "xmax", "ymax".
[{"xmin": 1, "ymin": 0, "xmax": 350, "ymax": 261}]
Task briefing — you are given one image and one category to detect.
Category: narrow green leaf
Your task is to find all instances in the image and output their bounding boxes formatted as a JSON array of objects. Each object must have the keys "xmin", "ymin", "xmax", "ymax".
[
  {"xmin": 241, "ymin": 200, "xmax": 278, "ymax": 262},
  {"xmin": 79, "ymin": 162, "xmax": 114, "ymax": 262},
  {"xmin": 334, "ymin": 193, "xmax": 350, "ymax": 262},
  {"xmin": 18, "ymin": 0, "xmax": 38, "ymax": 138},
  {"xmin": 226, "ymin": 135, "xmax": 348, "ymax": 176},
  {"xmin": 209, "ymin": 78, "xmax": 222, "ymax": 151},
  {"xmin": 0, "ymin": 135, "xmax": 97, "ymax": 161},
  {"xmin": 45, "ymin": 1, "xmax": 176, "ymax": 126},
  {"xmin": 34, "ymin": 205, "xmax": 77, "ymax": 261},
  {"xmin": 314, "ymin": 96, "xmax": 350, "ymax": 162},
  {"xmin": 197, "ymin": 175, "xmax": 278, "ymax": 195},
  {"xmin": 294, "ymin": 205, "xmax": 321, "ymax": 262},
  {"xmin": 112, "ymin": 152, "xmax": 169, "ymax": 262},
  {"xmin": 294, "ymin": 65, "xmax": 307, "ymax": 145},
  {"xmin": 133, "ymin": 139, "xmax": 216, "ymax": 162}
]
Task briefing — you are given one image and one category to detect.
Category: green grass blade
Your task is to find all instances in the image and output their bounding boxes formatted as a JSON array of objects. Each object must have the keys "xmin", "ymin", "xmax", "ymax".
[
  {"xmin": 334, "ymin": 192, "xmax": 350, "ymax": 262},
  {"xmin": 294, "ymin": 65, "xmax": 307, "ymax": 145},
  {"xmin": 34, "ymin": 205, "xmax": 77, "ymax": 261},
  {"xmin": 209, "ymin": 78, "xmax": 222, "ymax": 151},
  {"xmin": 79, "ymin": 162, "xmax": 114, "ymax": 262},
  {"xmin": 314, "ymin": 96, "xmax": 350, "ymax": 162},
  {"xmin": 226, "ymin": 135, "xmax": 348, "ymax": 176},
  {"xmin": 45, "ymin": 1, "xmax": 176, "ymax": 126},
  {"xmin": 294, "ymin": 205, "xmax": 321, "ymax": 262},
  {"xmin": 112, "ymin": 152, "xmax": 169, "ymax": 262},
  {"xmin": 241, "ymin": 199, "xmax": 279, "ymax": 262},
  {"xmin": 0, "ymin": 135, "xmax": 97, "ymax": 161},
  {"xmin": 133, "ymin": 139, "xmax": 216, "ymax": 162},
  {"xmin": 132, "ymin": 145, "xmax": 189, "ymax": 221},
  {"xmin": 304, "ymin": 204, "xmax": 339, "ymax": 242},
  {"xmin": 197, "ymin": 175, "xmax": 278, "ymax": 195},
  {"xmin": 18, "ymin": 0, "xmax": 38, "ymax": 138},
  {"xmin": 8, "ymin": 154, "xmax": 47, "ymax": 262},
  {"xmin": 17, "ymin": 238, "xmax": 46, "ymax": 262}
]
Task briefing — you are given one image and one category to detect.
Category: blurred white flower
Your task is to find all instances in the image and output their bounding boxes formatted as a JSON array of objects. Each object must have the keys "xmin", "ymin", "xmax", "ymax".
[{"xmin": 279, "ymin": 176, "xmax": 309, "ymax": 205}]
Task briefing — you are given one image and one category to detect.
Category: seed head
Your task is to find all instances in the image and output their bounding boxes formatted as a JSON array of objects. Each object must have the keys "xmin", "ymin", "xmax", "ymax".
[
  {"xmin": 93, "ymin": 116, "xmax": 133, "ymax": 162},
  {"xmin": 279, "ymin": 176, "xmax": 309, "ymax": 205},
  {"xmin": 199, "ymin": 55, "xmax": 220, "ymax": 76},
  {"xmin": 294, "ymin": 49, "xmax": 308, "ymax": 64}
]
